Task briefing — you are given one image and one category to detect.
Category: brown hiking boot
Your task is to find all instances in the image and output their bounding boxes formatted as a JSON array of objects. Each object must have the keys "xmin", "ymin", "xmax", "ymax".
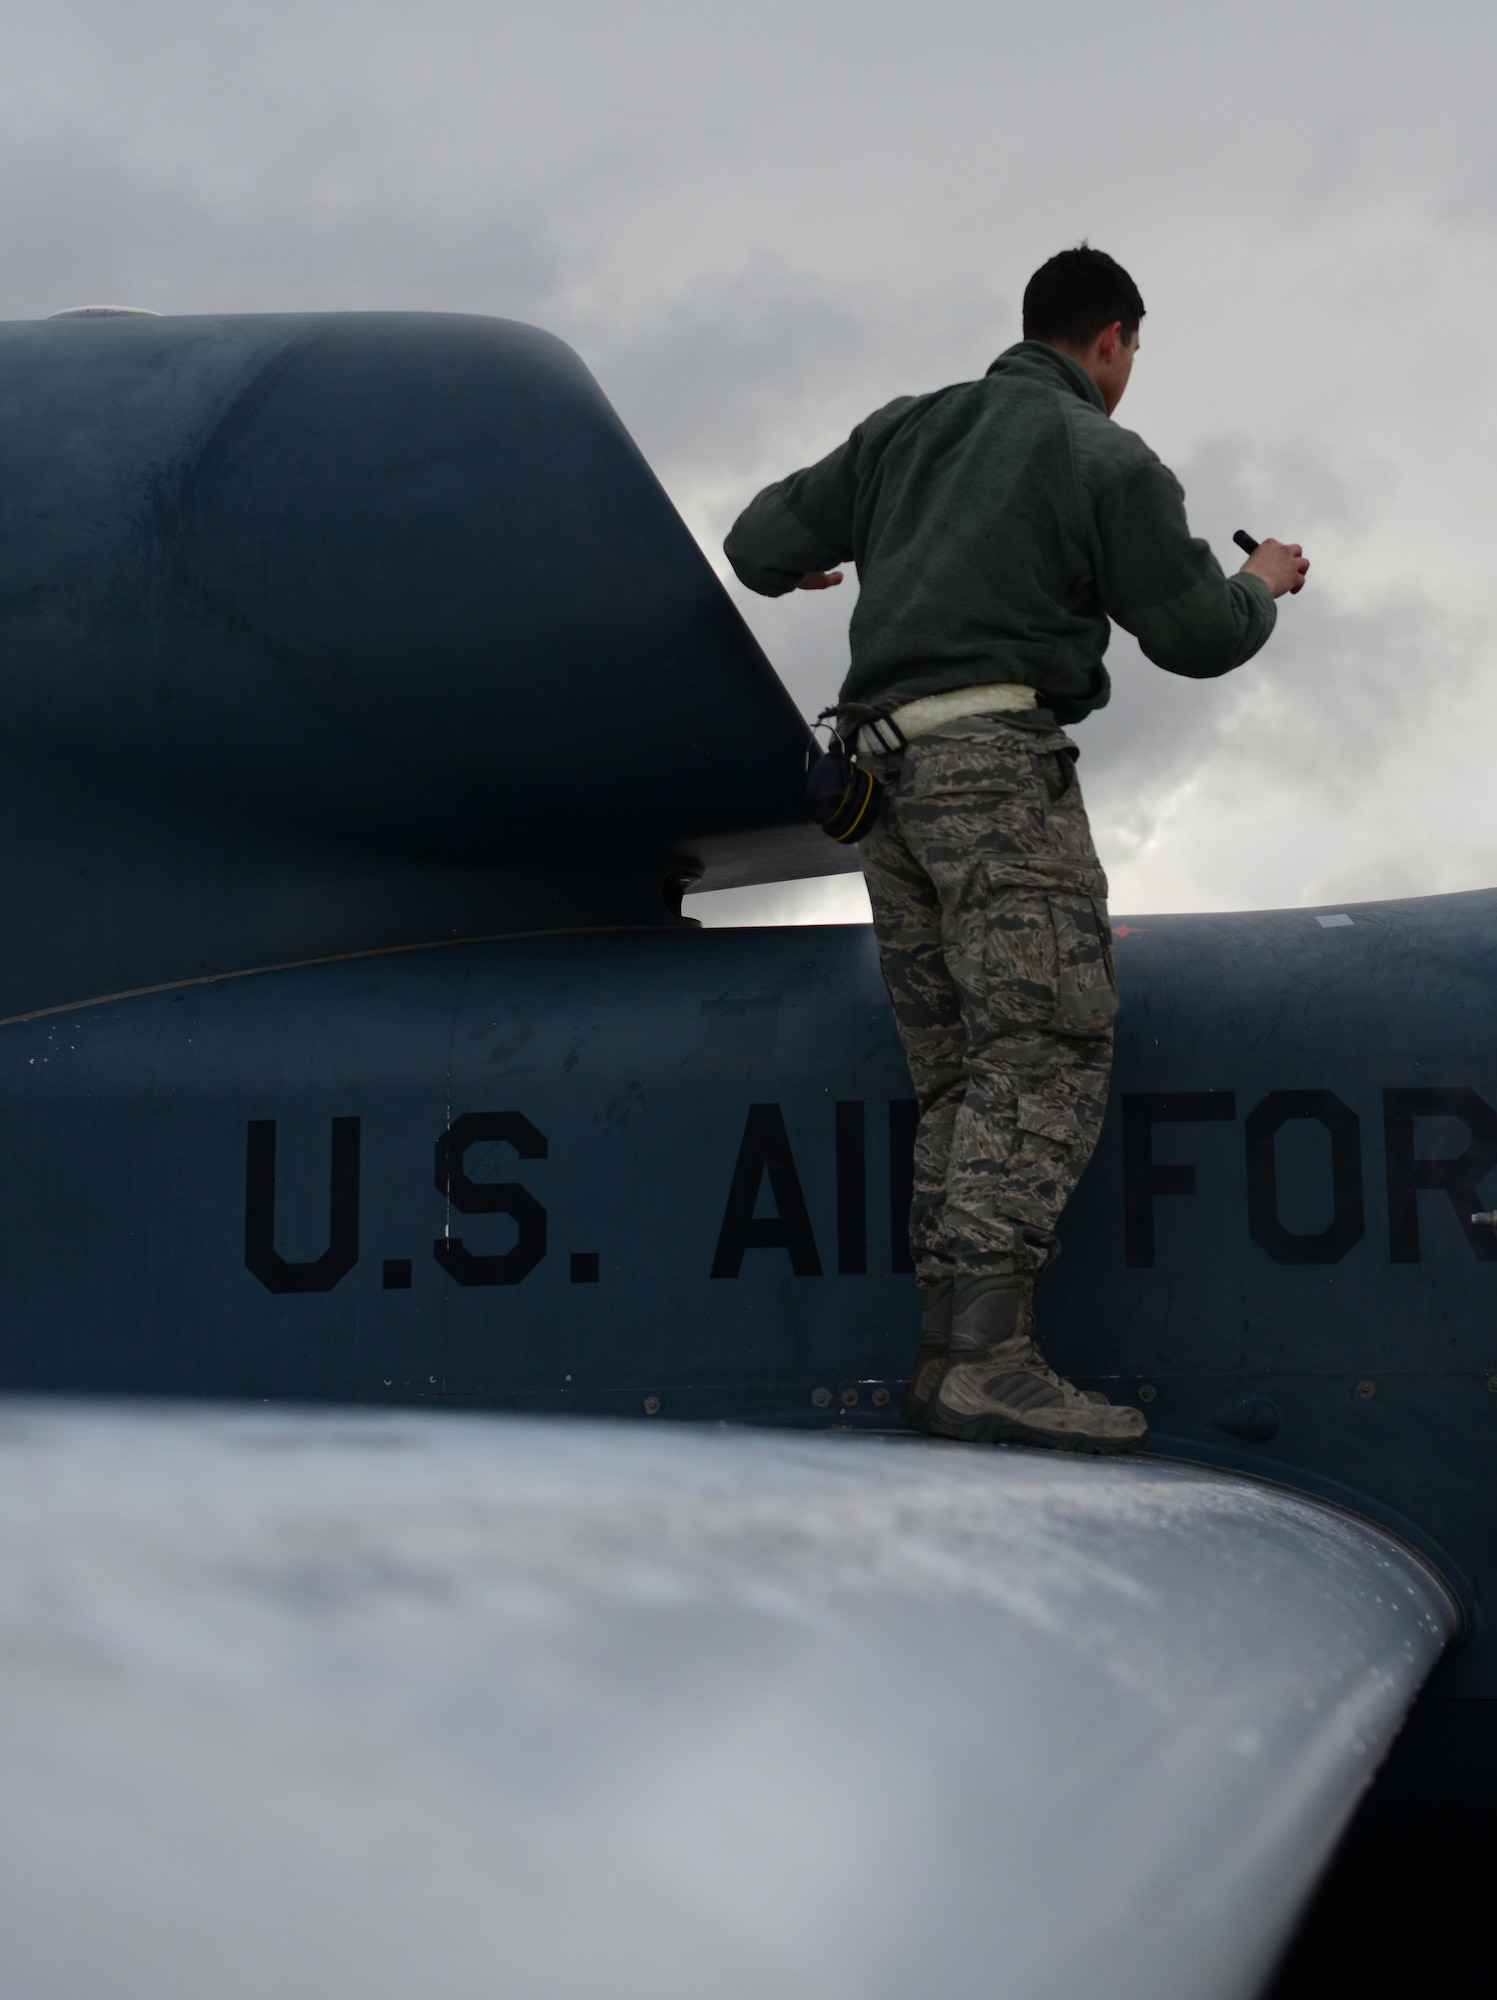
[
  {"xmin": 900, "ymin": 1281, "xmax": 953, "ymax": 1431},
  {"xmin": 924, "ymin": 1285, "xmax": 1149, "ymax": 1454}
]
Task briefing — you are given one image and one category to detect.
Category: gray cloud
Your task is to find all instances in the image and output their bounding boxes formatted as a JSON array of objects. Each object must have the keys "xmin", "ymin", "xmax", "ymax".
[
  {"xmin": 589, "ymin": 267, "xmax": 1009, "ymax": 492},
  {"xmin": 1074, "ymin": 429, "xmax": 1482, "ymax": 910},
  {"xmin": 0, "ymin": 130, "xmax": 574, "ymax": 321}
]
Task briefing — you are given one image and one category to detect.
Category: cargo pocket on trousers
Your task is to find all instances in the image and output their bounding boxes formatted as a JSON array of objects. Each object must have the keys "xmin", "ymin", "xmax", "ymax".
[
  {"xmin": 1048, "ymin": 892, "xmax": 1119, "ymax": 1036},
  {"xmin": 1015, "ymin": 1093, "xmax": 1082, "ymax": 1150}
]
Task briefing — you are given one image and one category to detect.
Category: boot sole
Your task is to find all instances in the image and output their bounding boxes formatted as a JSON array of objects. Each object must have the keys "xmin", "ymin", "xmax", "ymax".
[{"xmin": 924, "ymin": 1407, "xmax": 1150, "ymax": 1455}]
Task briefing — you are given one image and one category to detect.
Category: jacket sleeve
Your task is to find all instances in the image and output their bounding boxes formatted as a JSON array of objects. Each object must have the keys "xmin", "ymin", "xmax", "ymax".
[
  {"xmin": 723, "ymin": 432, "xmax": 861, "ymax": 597},
  {"xmin": 1093, "ymin": 459, "xmax": 1276, "ymax": 678}
]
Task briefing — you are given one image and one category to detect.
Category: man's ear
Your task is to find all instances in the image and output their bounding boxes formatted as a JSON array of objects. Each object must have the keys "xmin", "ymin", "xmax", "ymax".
[{"xmin": 1097, "ymin": 320, "xmax": 1122, "ymax": 362}]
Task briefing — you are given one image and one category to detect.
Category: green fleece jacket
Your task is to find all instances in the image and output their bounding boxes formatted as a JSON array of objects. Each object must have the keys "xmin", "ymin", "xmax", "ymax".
[{"xmin": 724, "ymin": 340, "xmax": 1275, "ymax": 721}]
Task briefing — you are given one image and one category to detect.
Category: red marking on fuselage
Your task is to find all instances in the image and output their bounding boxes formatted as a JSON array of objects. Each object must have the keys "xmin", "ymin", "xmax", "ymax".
[{"xmin": 1112, "ymin": 925, "xmax": 1150, "ymax": 938}]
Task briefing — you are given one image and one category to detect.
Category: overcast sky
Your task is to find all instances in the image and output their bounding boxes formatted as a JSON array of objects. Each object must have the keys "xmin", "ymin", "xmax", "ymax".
[{"xmin": 3, "ymin": 0, "xmax": 1493, "ymax": 922}]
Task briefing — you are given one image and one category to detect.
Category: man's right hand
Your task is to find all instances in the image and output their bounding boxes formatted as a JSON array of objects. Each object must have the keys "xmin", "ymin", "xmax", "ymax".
[{"xmin": 1241, "ymin": 539, "xmax": 1310, "ymax": 598}]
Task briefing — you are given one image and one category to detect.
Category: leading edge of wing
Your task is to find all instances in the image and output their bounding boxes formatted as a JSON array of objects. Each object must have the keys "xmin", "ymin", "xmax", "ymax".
[{"xmin": 0, "ymin": 1407, "xmax": 1456, "ymax": 2000}]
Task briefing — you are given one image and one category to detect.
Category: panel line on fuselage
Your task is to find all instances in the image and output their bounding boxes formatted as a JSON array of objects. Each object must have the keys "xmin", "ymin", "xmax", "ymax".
[{"xmin": 0, "ymin": 923, "xmax": 689, "ymax": 1032}]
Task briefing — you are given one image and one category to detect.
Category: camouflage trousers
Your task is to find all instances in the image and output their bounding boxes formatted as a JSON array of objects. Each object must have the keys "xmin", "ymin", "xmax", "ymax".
[{"xmin": 860, "ymin": 713, "xmax": 1118, "ymax": 1290}]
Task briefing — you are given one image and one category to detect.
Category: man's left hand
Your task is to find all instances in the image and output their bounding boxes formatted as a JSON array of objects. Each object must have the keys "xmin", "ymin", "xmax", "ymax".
[{"xmin": 797, "ymin": 570, "xmax": 844, "ymax": 590}]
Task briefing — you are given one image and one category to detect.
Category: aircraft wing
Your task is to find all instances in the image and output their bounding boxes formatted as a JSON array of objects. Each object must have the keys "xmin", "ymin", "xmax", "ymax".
[{"xmin": 0, "ymin": 1406, "xmax": 1455, "ymax": 2000}]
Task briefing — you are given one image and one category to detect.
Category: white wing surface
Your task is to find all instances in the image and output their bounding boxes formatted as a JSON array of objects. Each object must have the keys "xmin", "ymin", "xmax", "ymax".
[{"xmin": 0, "ymin": 1407, "xmax": 1455, "ymax": 2000}]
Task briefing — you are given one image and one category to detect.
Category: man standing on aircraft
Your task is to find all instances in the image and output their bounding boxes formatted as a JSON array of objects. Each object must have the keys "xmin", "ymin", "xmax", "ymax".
[{"xmin": 724, "ymin": 245, "xmax": 1308, "ymax": 1454}]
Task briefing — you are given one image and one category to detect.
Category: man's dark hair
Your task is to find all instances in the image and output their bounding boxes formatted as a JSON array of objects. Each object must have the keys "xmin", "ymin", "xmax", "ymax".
[{"xmin": 1022, "ymin": 245, "xmax": 1145, "ymax": 348}]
